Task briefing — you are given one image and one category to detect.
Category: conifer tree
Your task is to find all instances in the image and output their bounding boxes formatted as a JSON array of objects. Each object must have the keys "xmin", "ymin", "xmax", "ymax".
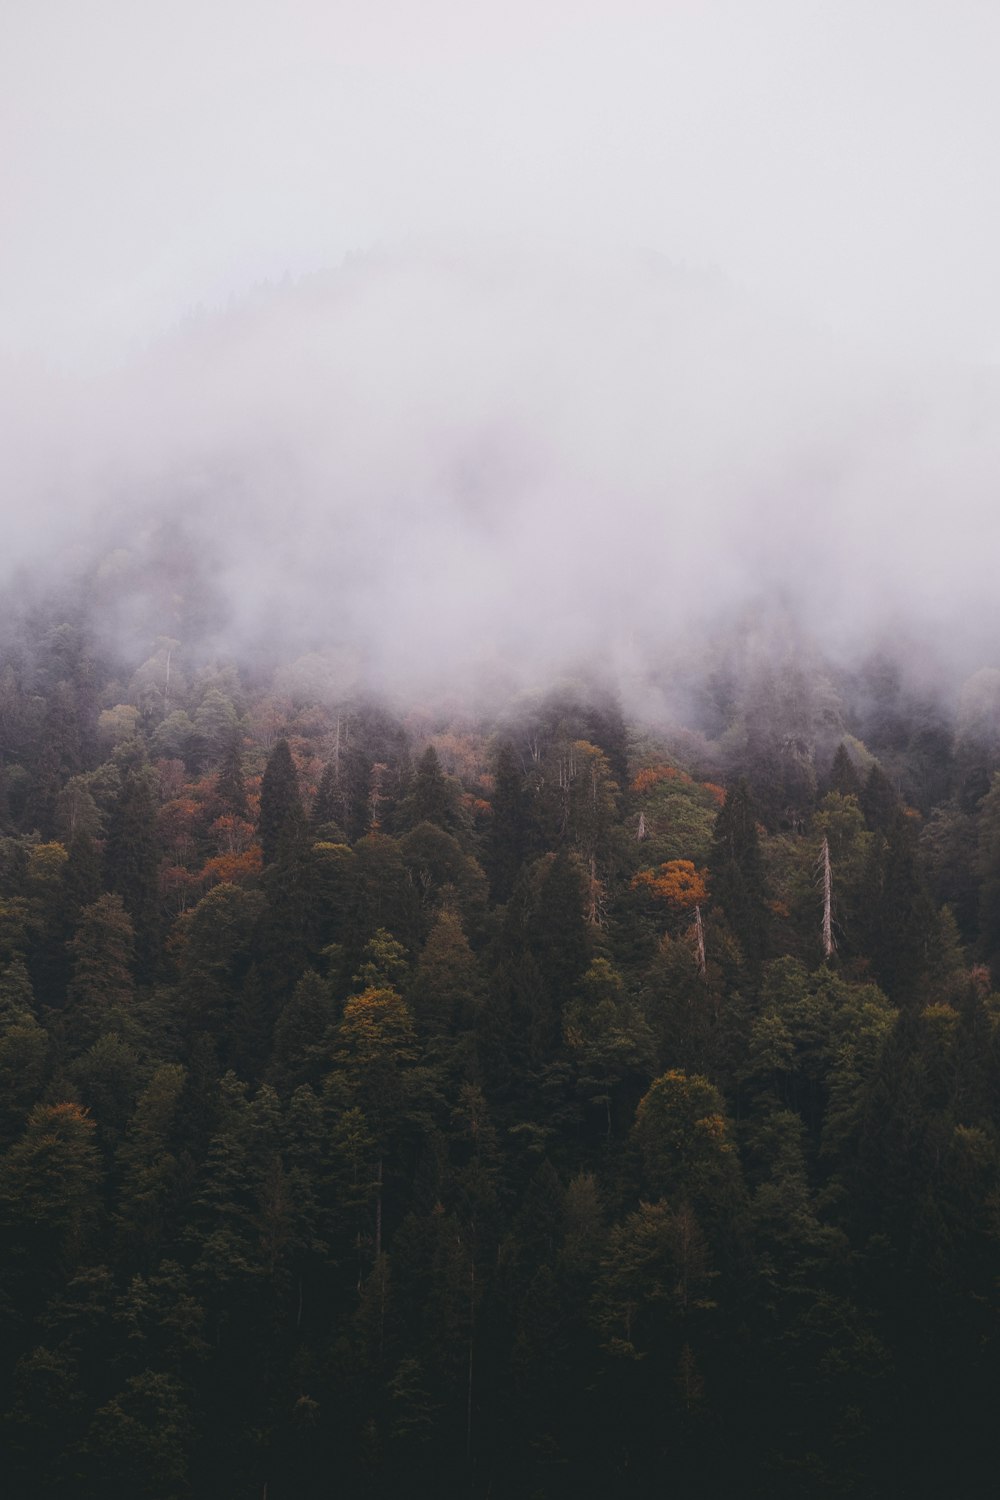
[
  {"xmin": 66, "ymin": 893, "xmax": 135, "ymax": 1050},
  {"xmin": 310, "ymin": 759, "xmax": 342, "ymax": 836},
  {"xmin": 269, "ymin": 969, "xmax": 336, "ymax": 1095},
  {"xmin": 105, "ymin": 766, "xmax": 160, "ymax": 978},
  {"xmin": 398, "ymin": 745, "xmax": 459, "ymax": 833},
  {"xmin": 62, "ymin": 829, "xmax": 103, "ymax": 925},
  {"xmin": 827, "ymin": 742, "xmax": 862, "ymax": 799},
  {"xmin": 410, "ymin": 908, "xmax": 482, "ymax": 1041},
  {"xmin": 708, "ymin": 777, "xmax": 767, "ymax": 976},
  {"xmin": 529, "ymin": 847, "xmax": 589, "ymax": 1007},
  {"xmin": 488, "ymin": 741, "xmax": 526, "ymax": 903},
  {"xmin": 860, "ymin": 762, "xmax": 901, "ymax": 833},
  {"xmin": 258, "ymin": 738, "xmax": 305, "ymax": 865},
  {"xmin": 213, "ymin": 729, "xmax": 248, "ymax": 820}
]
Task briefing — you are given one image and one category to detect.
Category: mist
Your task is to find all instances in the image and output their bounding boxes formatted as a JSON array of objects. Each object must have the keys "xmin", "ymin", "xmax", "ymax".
[{"xmin": 3, "ymin": 2, "xmax": 1000, "ymax": 711}]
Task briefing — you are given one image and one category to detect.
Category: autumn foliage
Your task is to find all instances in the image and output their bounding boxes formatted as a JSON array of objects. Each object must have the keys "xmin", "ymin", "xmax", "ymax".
[{"xmin": 631, "ymin": 859, "xmax": 709, "ymax": 911}]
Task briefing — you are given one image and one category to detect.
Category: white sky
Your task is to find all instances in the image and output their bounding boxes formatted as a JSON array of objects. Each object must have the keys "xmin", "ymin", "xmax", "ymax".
[{"xmin": 4, "ymin": 0, "xmax": 1000, "ymax": 370}]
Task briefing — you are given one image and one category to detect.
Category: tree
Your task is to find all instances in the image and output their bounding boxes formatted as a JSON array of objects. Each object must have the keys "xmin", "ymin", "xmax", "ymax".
[
  {"xmin": 409, "ymin": 908, "xmax": 482, "ymax": 1043},
  {"xmin": 633, "ymin": 1070, "xmax": 741, "ymax": 1210},
  {"xmin": 66, "ymin": 893, "xmax": 135, "ymax": 1051},
  {"xmin": 708, "ymin": 777, "xmax": 767, "ymax": 976},
  {"xmin": 105, "ymin": 766, "xmax": 160, "ymax": 978},
  {"xmin": 258, "ymin": 738, "xmax": 305, "ymax": 866},
  {"xmin": 332, "ymin": 987, "xmax": 419, "ymax": 1257},
  {"xmin": 115, "ymin": 1062, "xmax": 187, "ymax": 1265},
  {"xmin": 213, "ymin": 729, "xmax": 249, "ymax": 820},
  {"xmin": 311, "ymin": 759, "xmax": 343, "ymax": 838},
  {"xmin": 528, "ymin": 847, "xmax": 589, "ymax": 1006},
  {"xmin": 397, "ymin": 746, "xmax": 461, "ymax": 834},
  {"xmin": 269, "ymin": 970, "xmax": 335, "ymax": 1096},
  {"xmin": 826, "ymin": 742, "xmax": 862, "ymax": 799},
  {"xmin": 0, "ymin": 1102, "xmax": 103, "ymax": 1297},
  {"xmin": 487, "ymin": 741, "xmax": 526, "ymax": 904},
  {"xmin": 563, "ymin": 959, "xmax": 656, "ymax": 1136}
]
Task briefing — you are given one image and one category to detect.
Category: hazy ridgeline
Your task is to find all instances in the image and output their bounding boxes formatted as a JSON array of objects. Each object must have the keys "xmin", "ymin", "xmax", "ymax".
[{"xmin": 3, "ymin": 245, "xmax": 1000, "ymax": 712}]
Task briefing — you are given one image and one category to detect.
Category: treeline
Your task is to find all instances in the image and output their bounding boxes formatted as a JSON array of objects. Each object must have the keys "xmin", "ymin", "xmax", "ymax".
[{"xmin": 2, "ymin": 591, "xmax": 1000, "ymax": 1497}]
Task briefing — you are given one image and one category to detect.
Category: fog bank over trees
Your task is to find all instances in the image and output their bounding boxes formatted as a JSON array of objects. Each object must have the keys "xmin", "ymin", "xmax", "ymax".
[{"xmin": 3, "ymin": 245, "xmax": 999, "ymax": 707}]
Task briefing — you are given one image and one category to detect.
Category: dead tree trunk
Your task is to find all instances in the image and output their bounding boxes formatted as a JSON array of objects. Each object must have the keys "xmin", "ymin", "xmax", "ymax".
[
  {"xmin": 819, "ymin": 835, "xmax": 834, "ymax": 960},
  {"xmin": 694, "ymin": 903, "xmax": 707, "ymax": 977}
]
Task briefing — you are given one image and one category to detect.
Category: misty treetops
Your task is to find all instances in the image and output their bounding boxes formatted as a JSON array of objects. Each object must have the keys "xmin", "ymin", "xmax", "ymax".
[{"xmin": 2, "ymin": 572, "xmax": 1000, "ymax": 1497}]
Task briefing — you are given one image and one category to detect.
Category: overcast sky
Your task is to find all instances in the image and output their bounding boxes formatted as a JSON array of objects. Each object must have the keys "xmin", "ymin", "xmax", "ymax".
[
  {"xmin": 4, "ymin": 1, "xmax": 1000, "ymax": 371},
  {"xmin": 3, "ymin": 2, "xmax": 1000, "ymax": 703}
]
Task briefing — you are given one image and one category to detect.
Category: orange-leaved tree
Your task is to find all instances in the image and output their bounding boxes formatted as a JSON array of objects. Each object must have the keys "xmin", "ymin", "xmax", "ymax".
[{"xmin": 631, "ymin": 860, "xmax": 708, "ymax": 912}]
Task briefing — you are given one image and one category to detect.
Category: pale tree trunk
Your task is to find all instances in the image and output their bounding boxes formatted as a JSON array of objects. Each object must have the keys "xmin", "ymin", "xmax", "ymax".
[
  {"xmin": 587, "ymin": 854, "xmax": 601, "ymax": 926},
  {"xmin": 369, "ymin": 763, "xmax": 387, "ymax": 833},
  {"xmin": 819, "ymin": 836, "xmax": 834, "ymax": 960},
  {"xmin": 637, "ymin": 810, "xmax": 647, "ymax": 840},
  {"xmin": 694, "ymin": 904, "xmax": 707, "ymax": 977}
]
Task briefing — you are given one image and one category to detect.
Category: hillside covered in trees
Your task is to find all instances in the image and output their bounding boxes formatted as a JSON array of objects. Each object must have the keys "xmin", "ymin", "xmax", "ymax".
[{"xmin": 3, "ymin": 546, "xmax": 1000, "ymax": 1499}]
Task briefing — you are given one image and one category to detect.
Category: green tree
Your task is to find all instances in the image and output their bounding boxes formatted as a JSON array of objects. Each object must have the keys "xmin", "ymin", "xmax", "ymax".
[
  {"xmin": 258, "ymin": 738, "xmax": 305, "ymax": 866},
  {"xmin": 0, "ymin": 1102, "xmax": 103, "ymax": 1300},
  {"xmin": 66, "ymin": 894, "xmax": 136, "ymax": 1051},
  {"xmin": 487, "ymin": 741, "xmax": 526, "ymax": 903},
  {"xmin": 708, "ymin": 777, "xmax": 767, "ymax": 976},
  {"xmin": 397, "ymin": 745, "xmax": 461, "ymax": 834},
  {"xmin": 105, "ymin": 766, "xmax": 160, "ymax": 978},
  {"xmin": 213, "ymin": 729, "xmax": 249, "ymax": 820}
]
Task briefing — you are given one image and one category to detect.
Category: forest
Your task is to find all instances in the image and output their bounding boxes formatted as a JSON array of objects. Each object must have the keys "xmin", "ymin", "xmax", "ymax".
[{"xmin": 2, "ymin": 538, "xmax": 1000, "ymax": 1499}]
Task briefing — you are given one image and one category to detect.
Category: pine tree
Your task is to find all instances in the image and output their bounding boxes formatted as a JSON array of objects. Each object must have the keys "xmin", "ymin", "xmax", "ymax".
[
  {"xmin": 410, "ymin": 909, "xmax": 482, "ymax": 1041},
  {"xmin": 213, "ymin": 730, "xmax": 249, "ymax": 820},
  {"xmin": 826, "ymin": 742, "xmax": 862, "ymax": 799},
  {"xmin": 66, "ymin": 893, "xmax": 135, "ymax": 1051},
  {"xmin": 487, "ymin": 742, "xmax": 526, "ymax": 903},
  {"xmin": 62, "ymin": 829, "xmax": 103, "ymax": 925},
  {"xmin": 311, "ymin": 759, "xmax": 343, "ymax": 837},
  {"xmin": 861, "ymin": 763, "xmax": 901, "ymax": 833},
  {"xmin": 708, "ymin": 777, "xmax": 767, "ymax": 976},
  {"xmin": 269, "ymin": 969, "xmax": 336, "ymax": 1095},
  {"xmin": 398, "ymin": 746, "xmax": 459, "ymax": 833},
  {"xmin": 529, "ymin": 847, "xmax": 589, "ymax": 1007},
  {"xmin": 105, "ymin": 767, "xmax": 160, "ymax": 978},
  {"xmin": 258, "ymin": 739, "xmax": 305, "ymax": 865}
]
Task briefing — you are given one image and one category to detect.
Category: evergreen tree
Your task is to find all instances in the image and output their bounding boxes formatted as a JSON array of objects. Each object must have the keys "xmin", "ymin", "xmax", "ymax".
[
  {"xmin": 860, "ymin": 762, "xmax": 902, "ymax": 833},
  {"xmin": 826, "ymin": 742, "xmax": 862, "ymax": 799},
  {"xmin": 258, "ymin": 738, "xmax": 305, "ymax": 865},
  {"xmin": 310, "ymin": 759, "xmax": 342, "ymax": 837},
  {"xmin": 708, "ymin": 777, "xmax": 767, "ymax": 976},
  {"xmin": 487, "ymin": 741, "xmax": 526, "ymax": 903},
  {"xmin": 66, "ymin": 893, "xmax": 136, "ymax": 1051},
  {"xmin": 397, "ymin": 745, "xmax": 460, "ymax": 833},
  {"xmin": 213, "ymin": 729, "xmax": 249, "ymax": 820},
  {"xmin": 105, "ymin": 766, "xmax": 160, "ymax": 979},
  {"xmin": 269, "ymin": 969, "xmax": 336, "ymax": 1095},
  {"xmin": 410, "ymin": 908, "xmax": 482, "ymax": 1042},
  {"xmin": 62, "ymin": 829, "xmax": 103, "ymax": 926},
  {"xmin": 528, "ymin": 847, "xmax": 589, "ymax": 1007}
]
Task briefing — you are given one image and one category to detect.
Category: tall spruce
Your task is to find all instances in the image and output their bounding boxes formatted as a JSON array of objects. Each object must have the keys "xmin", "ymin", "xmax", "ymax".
[
  {"xmin": 398, "ymin": 745, "xmax": 458, "ymax": 833},
  {"xmin": 258, "ymin": 739, "xmax": 305, "ymax": 865},
  {"xmin": 310, "ymin": 760, "xmax": 342, "ymax": 837},
  {"xmin": 488, "ymin": 741, "xmax": 527, "ymax": 903},
  {"xmin": 826, "ymin": 742, "xmax": 862, "ymax": 799},
  {"xmin": 214, "ymin": 730, "xmax": 248, "ymax": 820},
  {"xmin": 708, "ymin": 776, "xmax": 767, "ymax": 975},
  {"xmin": 105, "ymin": 766, "xmax": 159, "ymax": 979}
]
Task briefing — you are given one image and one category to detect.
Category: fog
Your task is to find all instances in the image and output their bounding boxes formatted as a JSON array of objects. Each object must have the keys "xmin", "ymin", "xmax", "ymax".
[{"xmin": 3, "ymin": 2, "xmax": 1000, "ymax": 706}]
